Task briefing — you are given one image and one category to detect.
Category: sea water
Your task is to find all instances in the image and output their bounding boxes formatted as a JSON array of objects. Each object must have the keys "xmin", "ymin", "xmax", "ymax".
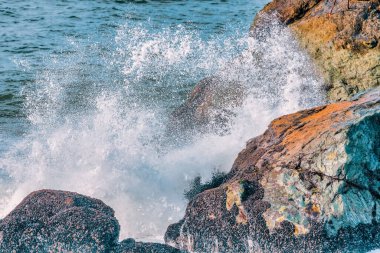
[{"xmin": 0, "ymin": 0, "xmax": 326, "ymax": 242}]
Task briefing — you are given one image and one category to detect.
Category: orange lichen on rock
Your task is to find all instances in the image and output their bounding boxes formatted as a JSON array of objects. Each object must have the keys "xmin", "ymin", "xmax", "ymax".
[
  {"xmin": 233, "ymin": 88, "xmax": 380, "ymax": 237},
  {"xmin": 64, "ymin": 197, "xmax": 74, "ymax": 206},
  {"xmin": 226, "ymin": 182, "xmax": 248, "ymax": 224},
  {"xmin": 294, "ymin": 224, "xmax": 309, "ymax": 236},
  {"xmin": 270, "ymin": 98, "xmax": 360, "ymax": 158},
  {"xmin": 226, "ymin": 182, "xmax": 244, "ymax": 211},
  {"xmin": 166, "ymin": 87, "xmax": 380, "ymax": 252},
  {"xmin": 291, "ymin": 16, "xmax": 338, "ymax": 44},
  {"xmin": 254, "ymin": 0, "xmax": 380, "ymax": 101},
  {"xmin": 236, "ymin": 208, "xmax": 248, "ymax": 225},
  {"xmin": 306, "ymin": 203, "xmax": 321, "ymax": 218}
]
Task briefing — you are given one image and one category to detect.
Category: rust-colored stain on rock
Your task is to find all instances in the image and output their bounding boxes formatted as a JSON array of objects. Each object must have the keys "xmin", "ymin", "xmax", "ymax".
[{"xmin": 226, "ymin": 182, "xmax": 248, "ymax": 224}]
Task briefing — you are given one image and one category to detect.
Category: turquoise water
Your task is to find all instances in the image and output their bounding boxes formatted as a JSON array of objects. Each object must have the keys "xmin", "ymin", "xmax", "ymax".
[{"xmin": 0, "ymin": 0, "xmax": 327, "ymax": 242}]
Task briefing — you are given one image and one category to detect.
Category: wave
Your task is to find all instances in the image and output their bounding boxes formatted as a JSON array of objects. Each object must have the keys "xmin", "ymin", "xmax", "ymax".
[{"xmin": 0, "ymin": 18, "xmax": 324, "ymax": 241}]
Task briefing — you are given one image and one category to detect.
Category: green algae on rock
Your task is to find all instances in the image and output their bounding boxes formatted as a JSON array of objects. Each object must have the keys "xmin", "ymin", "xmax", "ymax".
[
  {"xmin": 253, "ymin": 0, "xmax": 380, "ymax": 101},
  {"xmin": 166, "ymin": 87, "xmax": 380, "ymax": 252}
]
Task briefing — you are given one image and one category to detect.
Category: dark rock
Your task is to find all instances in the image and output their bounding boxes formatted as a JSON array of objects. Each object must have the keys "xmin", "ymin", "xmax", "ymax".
[
  {"xmin": 117, "ymin": 238, "xmax": 182, "ymax": 253},
  {"xmin": 0, "ymin": 189, "xmax": 185, "ymax": 252},
  {"xmin": 0, "ymin": 189, "xmax": 120, "ymax": 252},
  {"xmin": 166, "ymin": 87, "xmax": 380, "ymax": 252}
]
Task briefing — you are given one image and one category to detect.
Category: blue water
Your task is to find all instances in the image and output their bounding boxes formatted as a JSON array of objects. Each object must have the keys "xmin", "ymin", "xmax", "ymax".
[
  {"xmin": 0, "ymin": 0, "xmax": 275, "ymax": 241},
  {"xmin": 0, "ymin": 0, "xmax": 328, "ymax": 242},
  {"xmin": 0, "ymin": 0, "xmax": 268, "ymax": 154}
]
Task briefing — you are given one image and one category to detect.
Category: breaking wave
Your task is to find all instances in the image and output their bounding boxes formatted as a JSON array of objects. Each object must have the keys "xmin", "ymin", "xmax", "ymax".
[{"xmin": 0, "ymin": 18, "xmax": 324, "ymax": 241}]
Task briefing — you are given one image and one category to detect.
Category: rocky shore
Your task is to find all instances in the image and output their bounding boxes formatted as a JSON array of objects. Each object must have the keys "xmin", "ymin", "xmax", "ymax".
[
  {"xmin": 166, "ymin": 0, "xmax": 380, "ymax": 252},
  {"xmin": 166, "ymin": 87, "xmax": 380, "ymax": 252},
  {"xmin": 0, "ymin": 190, "xmax": 181, "ymax": 252},
  {"xmin": 0, "ymin": 0, "xmax": 378, "ymax": 252}
]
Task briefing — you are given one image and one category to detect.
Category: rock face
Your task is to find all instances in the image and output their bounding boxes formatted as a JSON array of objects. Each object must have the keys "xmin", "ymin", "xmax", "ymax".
[
  {"xmin": 0, "ymin": 189, "xmax": 182, "ymax": 253},
  {"xmin": 253, "ymin": 0, "xmax": 380, "ymax": 101},
  {"xmin": 165, "ymin": 87, "xmax": 380, "ymax": 252}
]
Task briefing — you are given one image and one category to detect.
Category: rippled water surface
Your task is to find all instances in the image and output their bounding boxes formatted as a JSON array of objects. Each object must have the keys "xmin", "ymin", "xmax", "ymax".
[
  {"xmin": 0, "ymin": 0, "xmax": 267, "ymax": 150},
  {"xmin": 0, "ymin": 0, "xmax": 327, "ymax": 242}
]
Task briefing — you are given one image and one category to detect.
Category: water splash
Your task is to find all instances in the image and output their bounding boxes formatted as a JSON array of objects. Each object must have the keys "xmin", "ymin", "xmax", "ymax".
[{"xmin": 0, "ymin": 18, "xmax": 324, "ymax": 241}]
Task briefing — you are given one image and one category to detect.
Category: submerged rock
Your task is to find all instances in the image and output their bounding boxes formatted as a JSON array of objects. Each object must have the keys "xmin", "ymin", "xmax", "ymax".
[
  {"xmin": 0, "ymin": 189, "xmax": 182, "ymax": 253},
  {"xmin": 168, "ymin": 76, "xmax": 244, "ymax": 138},
  {"xmin": 253, "ymin": 0, "xmax": 380, "ymax": 101},
  {"xmin": 166, "ymin": 87, "xmax": 380, "ymax": 252}
]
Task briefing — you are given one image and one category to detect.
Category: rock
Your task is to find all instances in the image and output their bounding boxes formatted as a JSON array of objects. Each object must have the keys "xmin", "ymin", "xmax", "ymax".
[
  {"xmin": 168, "ymin": 76, "xmax": 244, "ymax": 138},
  {"xmin": 117, "ymin": 238, "xmax": 182, "ymax": 253},
  {"xmin": 0, "ymin": 189, "xmax": 120, "ymax": 252},
  {"xmin": 253, "ymin": 0, "xmax": 380, "ymax": 101},
  {"xmin": 0, "ymin": 189, "xmax": 183, "ymax": 252},
  {"xmin": 165, "ymin": 87, "xmax": 380, "ymax": 252}
]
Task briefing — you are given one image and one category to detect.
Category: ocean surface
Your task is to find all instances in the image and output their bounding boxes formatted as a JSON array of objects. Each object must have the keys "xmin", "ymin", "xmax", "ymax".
[
  {"xmin": 0, "ymin": 0, "xmax": 327, "ymax": 242},
  {"xmin": 0, "ymin": 0, "xmax": 266, "ymax": 152}
]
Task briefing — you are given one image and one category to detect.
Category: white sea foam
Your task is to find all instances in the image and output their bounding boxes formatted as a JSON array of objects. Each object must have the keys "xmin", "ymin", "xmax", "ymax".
[{"xmin": 0, "ymin": 19, "xmax": 324, "ymax": 241}]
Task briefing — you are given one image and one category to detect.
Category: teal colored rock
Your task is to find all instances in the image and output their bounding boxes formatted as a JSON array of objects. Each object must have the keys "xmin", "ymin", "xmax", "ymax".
[{"xmin": 166, "ymin": 87, "xmax": 380, "ymax": 252}]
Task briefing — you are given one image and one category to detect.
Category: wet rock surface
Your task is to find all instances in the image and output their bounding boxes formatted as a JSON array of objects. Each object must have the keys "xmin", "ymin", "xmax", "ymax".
[
  {"xmin": 117, "ymin": 238, "xmax": 182, "ymax": 253},
  {"xmin": 0, "ymin": 189, "xmax": 119, "ymax": 252},
  {"xmin": 0, "ymin": 189, "xmax": 182, "ymax": 253},
  {"xmin": 166, "ymin": 87, "xmax": 380, "ymax": 252},
  {"xmin": 254, "ymin": 0, "xmax": 380, "ymax": 101}
]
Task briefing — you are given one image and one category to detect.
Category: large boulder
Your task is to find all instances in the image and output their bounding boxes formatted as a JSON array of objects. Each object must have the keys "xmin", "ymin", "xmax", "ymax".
[
  {"xmin": 0, "ymin": 189, "xmax": 120, "ymax": 252},
  {"xmin": 165, "ymin": 87, "xmax": 380, "ymax": 252},
  {"xmin": 253, "ymin": 0, "xmax": 380, "ymax": 101},
  {"xmin": 0, "ymin": 189, "xmax": 183, "ymax": 253}
]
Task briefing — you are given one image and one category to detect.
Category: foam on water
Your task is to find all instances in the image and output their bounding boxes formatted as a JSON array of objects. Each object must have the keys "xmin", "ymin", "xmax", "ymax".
[{"xmin": 0, "ymin": 18, "xmax": 325, "ymax": 241}]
